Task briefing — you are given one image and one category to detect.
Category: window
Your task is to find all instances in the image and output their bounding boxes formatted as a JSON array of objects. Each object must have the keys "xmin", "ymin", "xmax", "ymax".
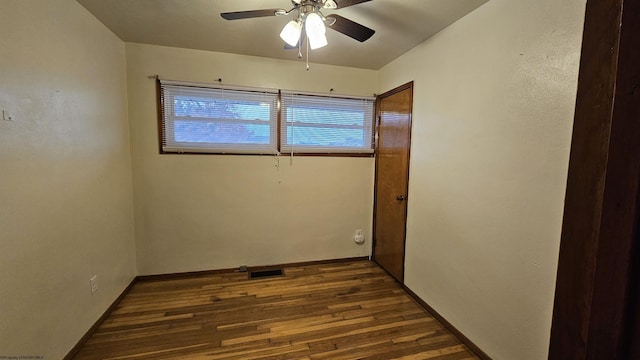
[
  {"xmin": 281, "ymin": 91, "xmax": 375, "ymax": 154},
  {"xmin": 159, "ymin": 80, "xmax": 375, "ymax": 155},
  {"xmin": 160, "ymin": 80, "xmax": 278, "ymax": 154}
]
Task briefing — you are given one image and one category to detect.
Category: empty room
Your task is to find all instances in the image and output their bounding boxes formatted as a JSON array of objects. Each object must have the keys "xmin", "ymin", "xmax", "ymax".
[{"xmin": 3, "ymin": 0, "xmax": 638, "ymax": 359}]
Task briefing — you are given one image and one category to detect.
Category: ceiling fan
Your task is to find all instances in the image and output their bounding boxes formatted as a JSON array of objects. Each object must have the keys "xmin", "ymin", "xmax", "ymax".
[{"xmin": 221, "ymin": 0, "xmax": 375, "ymax": 50}]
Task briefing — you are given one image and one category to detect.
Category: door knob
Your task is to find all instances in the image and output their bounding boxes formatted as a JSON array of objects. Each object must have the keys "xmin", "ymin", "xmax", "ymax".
[{"xmin": 396, "ymin": 195, "xmax": 406, "ymax": 201}]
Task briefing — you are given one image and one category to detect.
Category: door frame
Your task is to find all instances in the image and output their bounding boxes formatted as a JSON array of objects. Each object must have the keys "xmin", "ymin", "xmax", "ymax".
[
  {"xmin": 372, "ymin": 81, "xmax": 414, "ymax": 283},
  {"xmin": 548, "ymin": 0, "xmax": 640, "ymax": 357}
]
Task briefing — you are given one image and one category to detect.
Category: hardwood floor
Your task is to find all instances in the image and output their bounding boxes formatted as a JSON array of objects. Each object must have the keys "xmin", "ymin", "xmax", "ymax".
[{"xmin": 72, "ymin": 260, "xmax": 480, "ymax": 360}]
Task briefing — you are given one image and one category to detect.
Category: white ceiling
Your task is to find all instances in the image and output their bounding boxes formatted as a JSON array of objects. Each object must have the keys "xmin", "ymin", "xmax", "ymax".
[{"xmin": 77, "ymin": 0, "xmax": 488, "ymax": 70}]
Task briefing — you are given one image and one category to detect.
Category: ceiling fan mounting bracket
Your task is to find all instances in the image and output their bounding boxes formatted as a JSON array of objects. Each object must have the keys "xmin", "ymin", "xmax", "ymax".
[{"xmin": 291, "ymin": 0, "xmax": 335, "ymax": 10}]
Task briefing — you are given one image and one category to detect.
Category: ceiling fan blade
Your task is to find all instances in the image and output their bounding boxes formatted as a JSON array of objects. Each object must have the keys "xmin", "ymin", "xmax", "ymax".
[
  {"xmin": 326, "ymin": 14, "xmax": 375, "ymax": 42},
  {"xmin": 333, "ymin": 0, "xmax": 372, "ymax": 9},
  {"xmin": 221, "ymin": 9, "xmax": 282, "ymax": 20}
]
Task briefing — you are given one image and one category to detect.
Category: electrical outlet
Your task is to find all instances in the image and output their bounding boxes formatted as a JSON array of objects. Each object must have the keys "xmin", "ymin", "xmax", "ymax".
[
  {"xmin": 90, "ymin": 275, "xmax": 98, "ymax": 295},
  {"xmin": 354, "ymin": 229, "xmax": 365, "ymax": 244}
]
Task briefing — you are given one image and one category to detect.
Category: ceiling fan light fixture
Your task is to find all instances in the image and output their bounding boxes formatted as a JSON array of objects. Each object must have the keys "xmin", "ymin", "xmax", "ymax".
[
  {"xmin": 308, "ymin": 33, "xmax": 328, "ymax": 49},
  {"xmin": 280, "ymin": 19, "xmax": 302, "ymax": 47},
  {"xmin": 305, "ymin": 12, "xmax": 327, "ymax": 49}
]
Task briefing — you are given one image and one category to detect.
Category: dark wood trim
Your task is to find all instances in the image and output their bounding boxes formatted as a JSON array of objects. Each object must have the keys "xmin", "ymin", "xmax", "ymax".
[
  {"xmin": 401, "ymin": 282, "xmax": 491, "ymax": 360},
  {"xmin": 372, "ymin": 106, "xmax": 381, "ymax": 261},
  {"xmin": 136, "ymin": 266, "xmax": 241, "ymax": 282},
  {"xmin": 376, "ymin": 81, "xmax": 414, "ymax": 99},
  {"xmin": 549, "ymin": 0, "xmax": 640, "ymax": 358},
  {"xmin": 401, "ymin": 82, "xmax": 413, "ymax": 282},
  {"xmin": 626, "ymin": 213, "xmax": 640, "ymax": 360},
  {"xmin": 156, "ymin": 79, "xmax": 165, "ymax": 154},
  {"xmin": 371, "ymin": 81, "xmax": 414, "ymax": 282},
  {"xmin": 157, "ymin": 151, "xmax": 375, "ymax": 157},
  {"xmin": 136, "ymin": 257, "xmax": 369, "ymax": 282},
  {"xmin": 277, "ymin": 152, "xmax": 374, "ymax": 157},
  {"xmin": 369, "ymin": 98, "xmax": 376, "ymax": 151},
  {"xmin": 277, "ymin": 89, "xmax": 282, "ymax": 154},
  {"xmin": 64, "ymin": 277, "xmax": 137, "ymax": 360},
  {"xmin": 249, "ymin": 256, "xmax": 369, "ymax": 270}
]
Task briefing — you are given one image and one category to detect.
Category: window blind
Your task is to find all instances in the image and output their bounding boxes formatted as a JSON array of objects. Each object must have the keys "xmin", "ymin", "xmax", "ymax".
[
  {"xmin": 160, "ymin": 81, "xmax": 278, "ymax": 154},
  {"xmin": 280, "ymin": 91, "xmax": 375, "ymax": 154}
]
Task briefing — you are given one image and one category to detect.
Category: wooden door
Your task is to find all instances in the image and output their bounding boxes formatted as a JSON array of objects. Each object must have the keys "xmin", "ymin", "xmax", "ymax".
[{"xmin": 373, "ymin": 82, "xmax": 413, "ymax": 282}]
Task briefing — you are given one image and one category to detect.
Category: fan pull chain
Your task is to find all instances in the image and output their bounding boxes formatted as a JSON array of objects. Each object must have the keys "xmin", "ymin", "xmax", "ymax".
[{"xmin": 306, "ymin": 34, "xmax": 310, "ymax": 71}]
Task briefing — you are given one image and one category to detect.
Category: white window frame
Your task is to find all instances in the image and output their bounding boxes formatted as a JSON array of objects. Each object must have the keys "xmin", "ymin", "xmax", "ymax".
[
  {"xmin": 160, "ymin": 80, "xmax": 279, "ymax": 154},
  {"xmin": 280, "ymin": 90, "xmax": 376, "ymax": 155},
  {"xmin": 158, "ymin": 80, "xmax": 376, "ymax": 156}
]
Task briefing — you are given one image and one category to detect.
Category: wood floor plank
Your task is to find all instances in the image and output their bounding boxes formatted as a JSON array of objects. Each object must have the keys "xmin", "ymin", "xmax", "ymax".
[
  {"xmin": 71, "ymin": 260, "xmax": 479, "ymax": 360},
  {"xmin": 390, "ymin": 344, "xmax": 468, "ymax": 359}
]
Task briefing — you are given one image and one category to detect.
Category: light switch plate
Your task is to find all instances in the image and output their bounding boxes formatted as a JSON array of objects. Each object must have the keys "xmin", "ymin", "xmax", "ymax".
[{"xmin": 90, "ymin": 275, "xmax": 98, "ymax": 294}]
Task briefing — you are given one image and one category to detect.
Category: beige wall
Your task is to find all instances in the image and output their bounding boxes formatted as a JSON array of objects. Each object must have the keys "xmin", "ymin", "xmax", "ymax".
[
  {"xmin": 378, "ymin": 0, "xmax": 585, "ymax": 359},
  {"xmin": 0, "ymin": 0, "xmax": 588, "ymax": 357},
  {"xmin": 0, "ymin": 0, "xmax": 137, "ymax": 358},
  {"xmin": 126, "ymin": 43, "xmax": 377, "ymax": 275}
]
